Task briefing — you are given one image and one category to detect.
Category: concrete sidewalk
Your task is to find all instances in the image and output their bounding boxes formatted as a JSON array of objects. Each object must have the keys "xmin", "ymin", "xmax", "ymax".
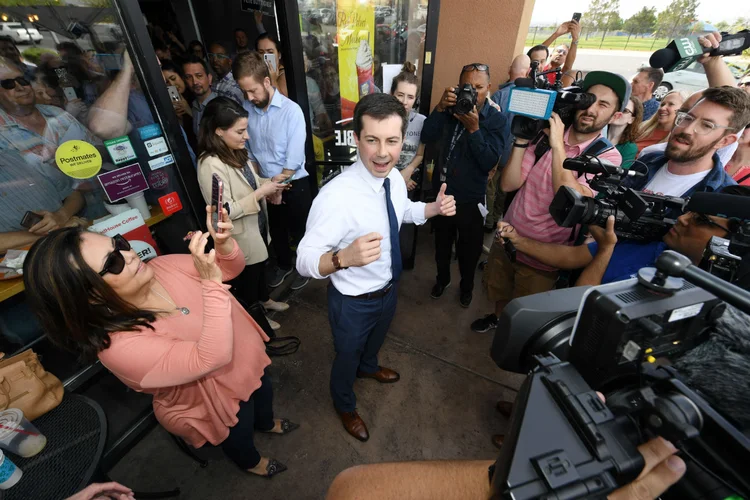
[{"xmin": 109, "ymin": 231, "xmax": 525, "ymax": 499}]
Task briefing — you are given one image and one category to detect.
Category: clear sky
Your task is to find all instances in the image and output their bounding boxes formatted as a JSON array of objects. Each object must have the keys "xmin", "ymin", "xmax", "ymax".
[{"xmin": 530, "ymin": 0, "xmax": 750, "ymax": 26}]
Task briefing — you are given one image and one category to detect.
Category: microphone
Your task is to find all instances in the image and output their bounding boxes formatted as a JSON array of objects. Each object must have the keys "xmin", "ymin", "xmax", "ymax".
[
  {"xmin": 650, "ymin": 31, "xmax": 750, "ymax": 72},
  {"xmin": 686, "ymin": 192, "xmax": 750, "ymax": 221},
  {"xmin": 563, "ymin": 156, "xmax": 644, "ymax": 178}
]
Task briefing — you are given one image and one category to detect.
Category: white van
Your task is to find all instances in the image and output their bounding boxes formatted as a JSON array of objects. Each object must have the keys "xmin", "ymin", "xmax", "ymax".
[{"xmin": 0, "ymin": 22, "xmax": 43, "ymax": 44}]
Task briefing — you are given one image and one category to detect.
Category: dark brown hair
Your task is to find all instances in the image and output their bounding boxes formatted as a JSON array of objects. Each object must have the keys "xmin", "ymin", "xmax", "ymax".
[
  {"xmin": 390, "ymin": 61, "xmax": 419, "ymax": 95},
  {"xmin": 22, "ymin": 227, "xmax": 157, "ymax": 361},
  {"xmin": 637, "ymin": 66, "xmax": 664, "ymax": 90},
  {"xmin": 197, "ymin": 97, "xmax": 249, "ymax": 169},
  {"xmin": 700, "ymin": 86, "xmax": 750, "ymax": 131},
  {"xmin": 622, "ymin": 95, "xmax": 645, "ymax": 144},
  {"xmin": 353, "ymin": 93, "xmax": 408, "ymax": 138},
  {"xmin": 232, "ymin": 50, "xmax": 270, "ymax": 83}
]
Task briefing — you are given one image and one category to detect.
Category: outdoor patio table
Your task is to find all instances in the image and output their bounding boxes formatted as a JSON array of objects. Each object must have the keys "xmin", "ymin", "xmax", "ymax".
[{"xmin": 0, "ymin": 394, "xmax": 106, "ymax": 500}]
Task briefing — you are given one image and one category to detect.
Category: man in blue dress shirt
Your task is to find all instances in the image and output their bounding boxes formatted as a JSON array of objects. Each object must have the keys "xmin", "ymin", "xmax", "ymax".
[
  {"xmin": 297, "ymin": 94, "xmax": 457, "ymax": 442},
  {"xmin": 233, "ymin": 51, "xmax": 311, "ymax": 290}
]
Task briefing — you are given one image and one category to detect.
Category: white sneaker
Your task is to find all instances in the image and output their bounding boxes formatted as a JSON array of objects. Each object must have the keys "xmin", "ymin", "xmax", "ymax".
[
  {"xmin": 266, "ymin": 317, "xmax": 281, "ymax": 330},
  {"xmin": 263, "ymin": 300, "xmax": 290, "ymax": 312}
]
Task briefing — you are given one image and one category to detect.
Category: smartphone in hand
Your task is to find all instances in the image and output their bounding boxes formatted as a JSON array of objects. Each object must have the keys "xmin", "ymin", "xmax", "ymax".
[
  {"xmin": 263, "ymin": 53, "xmax": 277, "ymax": 74},
  {"xmin": 167, "ymin": 85, "xmax": 181, "ymax": 103},
  {"xmin": 572, "ymin": 12, "xmax": 582, "ymax": 22},
  {"xmin": 211, "ymin": 174, "xmax": 224, "ymax": 233},
  {"xmin": 20, "ymin": 211, "xmax": 43, "ymax": 229}
]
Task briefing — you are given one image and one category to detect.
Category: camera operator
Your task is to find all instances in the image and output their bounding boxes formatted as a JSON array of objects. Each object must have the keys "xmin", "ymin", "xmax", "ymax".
[
  {"xmin": 325, "ymin": 435, "xmax": 686, "ymax": 500},
  {"xmin": 421, "ymin": 63, "xmax": 508, "ymax": 307},
  {"xmin": 626, "ymin": 86, "xmax": 750, "ymax": 206},
  {"xmin": 471, "ymin": 72, "xmax": 626, "ymax": 333},
  {"xmin": 497, "ymin": 185, "xmax": 750, "ymax": 287}
]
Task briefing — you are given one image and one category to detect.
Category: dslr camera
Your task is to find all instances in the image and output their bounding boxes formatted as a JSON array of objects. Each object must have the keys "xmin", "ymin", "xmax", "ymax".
[
  {"xmin": 448, "ymin": 83, "xmax": 478, "ymax": 115},
  {"xmin": 548, "ymin": 155, "xmax": 685, "ymax": 242},
  {"xmin": 489, "ymin": 250, "xmax": 750, "ymax": 499}
]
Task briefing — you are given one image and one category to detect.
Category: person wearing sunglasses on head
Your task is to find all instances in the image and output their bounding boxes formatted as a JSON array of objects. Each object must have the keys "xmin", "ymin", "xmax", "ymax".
[
  {"xmin": 22, "ymin": 206, "xmax": 298, "ymax": 478},
  {"xmin": 208, "ymin": 41, "xmax": 244, "ymax": 106},
  {"xmin": 421, "ymin": 62, "xmax": 509, "ymax": 308}
]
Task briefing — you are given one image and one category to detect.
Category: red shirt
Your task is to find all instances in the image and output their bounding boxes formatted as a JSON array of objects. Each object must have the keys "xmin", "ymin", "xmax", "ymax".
[{"xmin": 725, "ymin": 163, "xmax": 750, "ymax": 186}]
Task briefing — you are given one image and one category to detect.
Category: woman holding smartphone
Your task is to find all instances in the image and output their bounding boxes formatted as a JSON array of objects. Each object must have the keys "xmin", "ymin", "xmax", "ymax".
[
  {"xmin": 197, "ymin": 97, "xmax": 289, "ymax": 329},
  {"xmin": 255, "ymin": 34, "xmax": 288, "ymax": 97},
  {"xmin": 161, "ymin": 60, "xmax": 196, "ymax": 149}
]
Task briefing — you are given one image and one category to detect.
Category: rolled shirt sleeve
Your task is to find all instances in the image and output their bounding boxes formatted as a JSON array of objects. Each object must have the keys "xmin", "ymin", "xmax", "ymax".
[{"xmin": 295, "ymin": 189, "xmax": 348, "ymax": 279}]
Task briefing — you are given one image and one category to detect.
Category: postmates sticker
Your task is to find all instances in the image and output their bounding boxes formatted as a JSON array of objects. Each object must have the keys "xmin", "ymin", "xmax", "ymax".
[
  {"xmin": 55, "ymin": 140, "xmax": 102, "ymax": 179},
  {"xmin": 158, "ymin": 192, "xmax": 183, "ymax": 216}
]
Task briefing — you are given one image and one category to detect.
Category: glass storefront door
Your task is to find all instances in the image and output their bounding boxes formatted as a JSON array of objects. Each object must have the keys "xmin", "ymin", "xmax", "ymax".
[{"xmin": 297, "ymin": 0, "xmax": 430, "ymax": 186}]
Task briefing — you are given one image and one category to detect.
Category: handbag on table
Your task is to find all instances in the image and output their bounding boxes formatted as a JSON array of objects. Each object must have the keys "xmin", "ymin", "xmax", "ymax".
[{"xmin": 0, "ymin": 350, "xmax": 64, "ymax": 421}]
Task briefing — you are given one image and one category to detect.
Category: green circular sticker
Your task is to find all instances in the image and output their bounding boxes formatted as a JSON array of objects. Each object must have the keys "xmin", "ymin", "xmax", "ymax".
[{"xmin": 55, "ymin": 140, "xmax": 102, "ymax": 179}]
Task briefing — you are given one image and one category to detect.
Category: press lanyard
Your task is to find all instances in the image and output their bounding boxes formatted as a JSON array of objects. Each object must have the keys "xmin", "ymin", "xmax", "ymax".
[{"xmin": 446, "ymin": 124, "xmax": 464, "ymax": 164}]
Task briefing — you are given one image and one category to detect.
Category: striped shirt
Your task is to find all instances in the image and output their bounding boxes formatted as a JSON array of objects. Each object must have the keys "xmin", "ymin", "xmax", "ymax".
[
  {"xmin": 213, "ymin": 71, "xmax": 244, "ymax": 106},
  {"xmin": 504, "ymin": 129, "xmax": 622, "ymax": 271}
]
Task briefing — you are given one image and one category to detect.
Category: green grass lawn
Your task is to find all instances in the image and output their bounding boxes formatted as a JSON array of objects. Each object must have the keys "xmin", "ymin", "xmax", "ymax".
[{"xmin": 525, "ymin": 35, "xmax": 670, "ymax": 51}]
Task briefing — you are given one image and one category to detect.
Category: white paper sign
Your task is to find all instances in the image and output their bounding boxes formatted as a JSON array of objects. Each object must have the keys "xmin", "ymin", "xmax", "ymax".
[{"xmin": 144, "ymin": 136, "xmax": 169, "ymax": 157}]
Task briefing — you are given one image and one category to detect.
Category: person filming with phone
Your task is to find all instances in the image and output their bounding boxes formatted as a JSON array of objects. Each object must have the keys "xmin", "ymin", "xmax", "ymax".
[
  {"xmin": 23, "ymin": 203, "xmax": 299, "ymax": 478},
  {"xmin": 421, "ymin": 63, "xmax": 508, "ymax": 308}
]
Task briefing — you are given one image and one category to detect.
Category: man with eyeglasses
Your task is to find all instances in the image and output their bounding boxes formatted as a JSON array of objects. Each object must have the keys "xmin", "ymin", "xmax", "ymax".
[
  {"xmin": 421, "ymin": 62, "xmax": 508, "ymax": 307},
  {"xmin": 495, "ymin": 185, "xmax": 750, "ymax": 288},
  {"xmin": 208, "ymin": 41, "xmax": 244, "ymax": 106},
  {"xmin": 626, "ymin": 86, "xmax": 749, "ymax": 201}
]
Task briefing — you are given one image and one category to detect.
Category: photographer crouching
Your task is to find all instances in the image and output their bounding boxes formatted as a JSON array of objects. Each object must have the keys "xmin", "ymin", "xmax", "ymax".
[
  {"xmin": 472, "ymin": 72, "xmax": 627, "ymax": 333},
  {"xmin": 421, "ymin": 63, "xmax": 508, "ymax": 307}
]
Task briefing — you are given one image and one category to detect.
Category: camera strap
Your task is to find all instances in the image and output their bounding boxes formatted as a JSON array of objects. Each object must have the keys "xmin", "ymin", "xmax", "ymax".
[{"xmin": 446, "ymin": 123, "xmax": 465, "ymax": 165}]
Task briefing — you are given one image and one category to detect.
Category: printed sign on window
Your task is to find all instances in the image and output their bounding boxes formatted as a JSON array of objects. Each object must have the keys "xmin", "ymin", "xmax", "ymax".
[
  {"xmin": 97, "ymin": 163, "xmax": 149, "ymax": 202},
  {"xmin": 104, "ymin": 136, "xmax": 137, "ymax": 165},
  {"xmin": 159, "ymin": 192, "xmax": 183, "ymax": 216},
  {"xmin": 144, "ymin": 137, "xmax": 169, "ymax": 157}
]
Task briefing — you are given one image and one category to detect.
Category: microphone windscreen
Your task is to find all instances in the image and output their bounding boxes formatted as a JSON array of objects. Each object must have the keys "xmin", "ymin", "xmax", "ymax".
[
  {"xmin": 514, "ymin": 77, "xmax": 535, "ymax": 88},
  {"xmin": 686, "ymin": 192, "xmax": 750, "ymax": 221},
  {"xmin": 649, "ymin": 48, "xmax": 678, "ymax": 69}
]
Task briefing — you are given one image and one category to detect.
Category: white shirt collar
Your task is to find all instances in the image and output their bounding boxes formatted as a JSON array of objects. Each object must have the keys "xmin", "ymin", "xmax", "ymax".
[{"xmin": 353, "ymin": 159, "xmax": 387, "ymax": 193}]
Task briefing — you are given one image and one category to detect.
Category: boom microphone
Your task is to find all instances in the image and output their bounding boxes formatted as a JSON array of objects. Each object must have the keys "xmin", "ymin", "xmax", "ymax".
[
  {"xmin": 686, "ymin": 191, "xmax": 750, "ymax": 221},
  {"xmin": 563, "ymin": 156, "xmax": 644, "ymax": 177},
  {"xmin": 650, "ymin": 31, "xmax": 750, "ymax": 72}
]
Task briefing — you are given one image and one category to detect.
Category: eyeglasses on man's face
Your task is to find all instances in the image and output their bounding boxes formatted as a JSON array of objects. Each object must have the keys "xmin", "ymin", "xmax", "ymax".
[
  {"xmin": 674, "ymin": 112, "xmax": 737, "ymax": 136},
  {"xmin": 0, "ymin": 77, "xmax": 31, "ymax": 90}
]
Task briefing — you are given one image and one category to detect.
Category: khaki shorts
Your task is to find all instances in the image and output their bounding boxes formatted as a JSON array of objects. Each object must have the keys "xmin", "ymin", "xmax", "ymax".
[{"xmin": 483, "ymin": 241, "xmax": 559, "ymax": 303}]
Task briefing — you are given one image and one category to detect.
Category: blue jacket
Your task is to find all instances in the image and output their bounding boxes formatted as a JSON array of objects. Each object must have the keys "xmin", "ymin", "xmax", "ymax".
[{"xmin": 421, "ymin": 99, "xmax": 508, "ymax": 203}]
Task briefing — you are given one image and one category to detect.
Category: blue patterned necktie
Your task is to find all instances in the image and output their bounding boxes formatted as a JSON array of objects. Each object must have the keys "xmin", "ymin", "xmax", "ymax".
[{"xmin": 383, "ymin": 178, "xmax": 402, "ymax": 282}]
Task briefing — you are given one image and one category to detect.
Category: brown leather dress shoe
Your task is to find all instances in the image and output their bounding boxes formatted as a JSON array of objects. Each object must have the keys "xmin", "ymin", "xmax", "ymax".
[
  {"xmin": 496, "ymin": 401, "xmax": 513, "ymax": 418},
  {"xmin": 339, "ymin": 411, "xmax": 369, "ymax": 442},
  {"xmin": 492, "ymin": 434, "xmax": 504, "ymax": 449},
  {"xmin": 356, "ymin": 366, "xmax": 400, "ymax": 383}
]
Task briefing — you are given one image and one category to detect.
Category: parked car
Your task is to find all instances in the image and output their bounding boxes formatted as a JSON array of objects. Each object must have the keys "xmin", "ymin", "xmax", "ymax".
[
  {"xmin": 0, "ymin": 22, "xmax": 43, "ymax": 44},
  {"xmin": 654, "ymin": 60, "xmax": 739, "ymax": 100}
]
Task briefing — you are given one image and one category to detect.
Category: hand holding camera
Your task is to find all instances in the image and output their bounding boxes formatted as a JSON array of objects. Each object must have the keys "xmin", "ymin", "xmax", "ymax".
[
  {"xmin": 588, "ymin": 214, "xmax": 618, "ymax": 249},
  {"xmin": 455, "ymin": 105, "xmax": 479, "ymax": 133},
  {"xmin": 547, "ymin": 112, "xmax": 566, "ymax": 151},
  {"xmin": 436, "ymin": 87, "xmax": 457, "ymax": 113}
]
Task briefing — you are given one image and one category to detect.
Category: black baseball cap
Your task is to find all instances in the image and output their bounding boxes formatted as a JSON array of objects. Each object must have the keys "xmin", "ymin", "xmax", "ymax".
[{"xmin": 582, "ymin": 71, "xmax": 632, "ymax": 113}]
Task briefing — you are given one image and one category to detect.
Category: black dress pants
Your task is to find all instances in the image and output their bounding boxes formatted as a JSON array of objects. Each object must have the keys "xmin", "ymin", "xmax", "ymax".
[
  {"xmin": 433, "ymin": 202, "xmax": 485, "ymax": 294},
  {"xmin": 228, "ymin": 261, "xmax": 270, "ymax": 305},
  {"xmin": 267, "ymin": 178, "xmax": 313, "ymax": 270}
]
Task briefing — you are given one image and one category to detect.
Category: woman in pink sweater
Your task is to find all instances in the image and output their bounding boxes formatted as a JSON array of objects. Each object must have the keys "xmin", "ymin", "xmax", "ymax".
[{"xmin": 23, "ymin": 207, "xmax": 297, "ymax": 478}]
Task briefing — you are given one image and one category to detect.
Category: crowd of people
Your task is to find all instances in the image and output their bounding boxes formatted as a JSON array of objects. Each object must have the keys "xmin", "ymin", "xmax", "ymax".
[{"xmin": 3, "ymin": 10, "xmax": 750, "ymax": 499}]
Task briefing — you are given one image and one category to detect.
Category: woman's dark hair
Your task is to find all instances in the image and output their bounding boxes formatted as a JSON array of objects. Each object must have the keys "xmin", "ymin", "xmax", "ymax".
[
  {"xmin": 22, "ymin": 227, "xmax": 156, "ymax": 361},
  {"xmin": 622, "ymin": 95, "xmax": 645, "ymax": 144},
  {"xmin": 197, "ymin": 97, "xmax": 249, "ymax": 169},
  {"xmin": 160, "ymin": 59, "xmax": 183, "ymax": 77},
  {"xmin": 390, "ymin": 61, "xmax": 419, "ymax": 95},
  {"xmin": 353, "ymin": 93, "xmax": 408, "ymax": 139},
  {"xmin": 255, "ymin": 33, "xmax": 283, "ymax": 59},
  {"xmin": 188, "ymin": 40, "xmax": 204, "ymax": 54}
]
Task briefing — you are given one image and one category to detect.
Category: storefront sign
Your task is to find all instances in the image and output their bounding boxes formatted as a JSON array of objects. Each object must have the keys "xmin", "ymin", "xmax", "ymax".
[
  {"xmin": 334, "ymin": 130, "xmax": 356, "ymax": 147},
  {"xmin": 148, "ymin": 154, "xmax": 175, "ymax": 171},
  {"xmin": 55, "ymin": 140, "xmax": 102, "ymax": 179},
  {"xmin": 240, "ymin": 0, "xmax": 274, "ymax": 17},
  {"xmin": 158, "ymin": 192, "xmax": 183, "ymax": 216},
  {"xmin": 104, "ymin": 135, "xmax": 137, "ymax": 165},
  {"xmin": 336, "ymin": 1, "xmax": 375, "ymax": 122},
  {"xmin": 89, "ymin": 208, "xmax": 160, "ymax": 261},
  {"xmin": 97, "ymin": 163, "xmax": 149, "ymax": 202},
  {"xmin": 138, "ymin": 123, "xmax": 162, "ymax": 141},
  {"xmin": 144, "ymin": 136, "xmax": 169, "ymax": 157}
]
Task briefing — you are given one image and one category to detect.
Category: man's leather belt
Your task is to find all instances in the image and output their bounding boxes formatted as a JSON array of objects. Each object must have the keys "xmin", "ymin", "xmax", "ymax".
[{"xmin": 352, "ymin": 282, "xmax": 394, "ymax": 300}]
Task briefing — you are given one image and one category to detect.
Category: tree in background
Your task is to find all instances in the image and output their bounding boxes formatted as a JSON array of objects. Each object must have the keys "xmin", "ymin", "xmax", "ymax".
[
  {"xmin": 624, "ymin": 7, "xmax": 657, "ymax": 38},
  {"xmin": 655, "ymin": 0, "xmax": 700, "ymax": 40},
  {"xmin": 584, "ymin": 0, "xmax": 621, "ymax": 40},
  {"xmin": 712, "ymin": 20, "xmax": 730, "ymax": 32}
]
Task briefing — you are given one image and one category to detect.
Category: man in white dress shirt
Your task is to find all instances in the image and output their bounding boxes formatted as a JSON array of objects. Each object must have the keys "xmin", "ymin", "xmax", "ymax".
[{"xmin": 297, "ymin": 93, "xmax": 456, "ymax": 441}]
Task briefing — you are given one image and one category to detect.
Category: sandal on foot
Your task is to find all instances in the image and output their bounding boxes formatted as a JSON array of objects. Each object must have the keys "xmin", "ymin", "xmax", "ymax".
[{"xmin": 262, "ymin": 418, "xmax": 299, "ymax": 435}]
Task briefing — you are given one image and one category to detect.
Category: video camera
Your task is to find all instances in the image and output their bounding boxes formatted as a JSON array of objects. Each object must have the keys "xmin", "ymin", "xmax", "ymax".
[
  {"xmin": 489, "ymin": 250, "xmax": 750, "ymax": 499},
  {"xmin": 507, "ymin": 66, "xmax": 595, "ymax": 140},
  {"xmin": 548, "ymin": 155, "xmax": 685, "ymax": 242}
]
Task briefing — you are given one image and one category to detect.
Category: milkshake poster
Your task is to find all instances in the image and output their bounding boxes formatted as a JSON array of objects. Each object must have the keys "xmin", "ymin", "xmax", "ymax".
[{"xmin": 336, "ymin": 0, "xmax": 375, "ymax": 122}]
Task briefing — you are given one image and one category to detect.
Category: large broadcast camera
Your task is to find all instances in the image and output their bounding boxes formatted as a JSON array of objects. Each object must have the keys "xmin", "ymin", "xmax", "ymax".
[
  {"xmin": 548, "ymin": 155, "xmax": 686, "ymax": 242},
  {"xmin": 489, "ymin": 251, "xmax": 750, "ymax": 499},
  {"xmin": 506, "ymin": 62, "xmax": 594, "ymax": 140}
]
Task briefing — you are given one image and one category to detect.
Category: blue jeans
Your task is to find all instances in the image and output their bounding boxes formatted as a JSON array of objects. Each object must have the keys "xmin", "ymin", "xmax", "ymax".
[{"xmin": 327, "ymin": 283, "xmax": 398, "ymax": 413}]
